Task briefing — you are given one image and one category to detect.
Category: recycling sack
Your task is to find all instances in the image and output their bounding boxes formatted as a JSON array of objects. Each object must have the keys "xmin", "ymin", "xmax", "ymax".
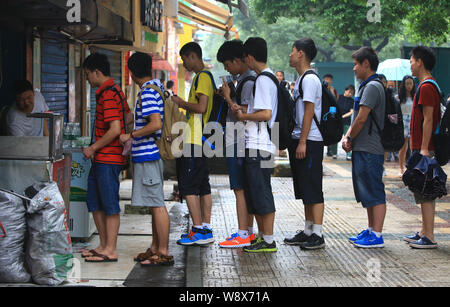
[
  {"xmin": 0, "ymin": 190, "xmax": 31, "ymax": 283},
  {"xmin": 25, "ymin": 182, "xmax": 74, "ymax": 286}
]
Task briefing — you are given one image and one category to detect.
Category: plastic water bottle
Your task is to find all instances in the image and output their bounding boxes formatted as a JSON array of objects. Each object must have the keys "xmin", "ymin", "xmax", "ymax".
[{"xmin": 323, "ymin": 106, "xmax": 337, "ymax": 121}]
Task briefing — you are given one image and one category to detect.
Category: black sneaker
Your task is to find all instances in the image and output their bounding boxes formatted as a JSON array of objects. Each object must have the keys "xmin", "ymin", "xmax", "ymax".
[
  {"xmin": 300, "ymin": 233, "xmax": 325, "ymax": 250},
  {"xmin": 243, "ymin": 240, "xmax": 277, "ymax": 253},
  {"xmin": 284, "ymin": 231, "xmax": 310, "ymax": 245}
]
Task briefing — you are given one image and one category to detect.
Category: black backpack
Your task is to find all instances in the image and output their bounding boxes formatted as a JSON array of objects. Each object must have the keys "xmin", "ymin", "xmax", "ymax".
[
  {"xmin": 298, "ymin": 71, "xmax": 343, "ymax": 146},
  {"xmin": 359, "ymin": 79, "xmax": 405, "ymax": 152},
  {"xmin": 194, "ymin": 70, "xmax": 228, "ymax": 132},
  {"xmin": 414, "ymin": 79, "xmax": 449, "ymax": 166},
  {"xmin": 235, "ymin": 75, "xmax": 256, "ymax": 106},
  {"xmin": 253, "ymin": 71, "xmax": 295, "ymax": 151}
]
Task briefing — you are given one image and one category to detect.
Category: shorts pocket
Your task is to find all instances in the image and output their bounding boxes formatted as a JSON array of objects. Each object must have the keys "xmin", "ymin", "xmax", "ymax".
[{"xmin": 142, "ymin": 175, "xmax": 162, "ymax": 187}]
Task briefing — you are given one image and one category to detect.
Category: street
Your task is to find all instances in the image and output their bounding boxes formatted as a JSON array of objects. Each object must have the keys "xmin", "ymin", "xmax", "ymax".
[{"xmin": 66, "ymin": 154, "xmax": 450, "ymax": 287}]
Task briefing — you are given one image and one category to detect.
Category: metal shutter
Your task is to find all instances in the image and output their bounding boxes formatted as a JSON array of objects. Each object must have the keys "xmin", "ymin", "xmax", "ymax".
[
  {"xmin": 41, "ymin": 31, "xmax": 69, "ymax": 120},
  {"xmin": 90, "ymin": 48, "xmax": 122, "ymax": 130}
]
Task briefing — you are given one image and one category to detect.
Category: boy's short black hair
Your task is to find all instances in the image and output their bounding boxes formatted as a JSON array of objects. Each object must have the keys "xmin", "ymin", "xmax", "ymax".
[
  {"xmin": 83, "ymin": 53, "xmax": 111, "ymax": 76},
  {"xmin": 323, "ymin": 74, "xmax": 333, "ymax": 79},
  {"xmin": 180, "ymin": 42, "xmax": 202, "ymax": 59},
  {"xmin": 217, "ymin": 40, "xmax": 245, "ymax": 63},
  {"xmin": 345, "ymin": 84, "xmax": 355, "ymax": 93},
  {"xmin": 166, "ymin": 80, "xmax": 174, "ymax": 89},
  {"xmin": 128, "ymin": 52, "xmax": 152, "ymax": 79},
  {"xmin": 13, "ymin": 80, "xmax": 33, "ymax": 96},
  {"xmin": 352, "ymin": 47, "xmax": 379, "ymax": 71},
  {"xmin": 243, "ymin": 37, "xmax": 267, "ymax": 63},
  {"xmin": 276, "ymin": 71, "xmax": 285, "ymax": 76},
  {"xmin": 378, "ymin": 74, "xmax": 387, "ymax": 81},
  {"xmin": 410, "ymin": 46, "xmax": 436, "ymax": 71},
  {"xmin": 292, "ymin": 38, "xmax": 317, "ymax": 62}
]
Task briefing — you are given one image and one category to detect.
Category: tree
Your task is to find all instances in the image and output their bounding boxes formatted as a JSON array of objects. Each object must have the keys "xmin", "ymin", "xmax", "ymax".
[{"xmin": 252, "ymin": 0, "xmax": 449, "ymax": 51}]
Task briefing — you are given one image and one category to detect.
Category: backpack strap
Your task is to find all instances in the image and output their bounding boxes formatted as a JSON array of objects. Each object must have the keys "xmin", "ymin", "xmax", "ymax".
[
  {"xmin": 236, "ymin": 75, "xmax": 256, "ymax": 105},
  {"xmin": 414, "ymin": 79, "xmax": 443, "ymax": 134},
  {"xmin": 252, "ymin": 71, "xmax": 279, "ymax": 133},
  {"xmin": 367, "ymin": 79, "xmax": 387, "ymax": 136},
  {"xmin": 297, "ymin": 70, "xmax": 322, "ymax": 132}
]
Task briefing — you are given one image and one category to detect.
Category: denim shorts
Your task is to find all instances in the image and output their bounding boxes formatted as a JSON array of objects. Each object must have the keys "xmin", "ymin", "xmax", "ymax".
[
  {"xmin": 86, "ymin": 163, "xmax": 122, "ymax": 216},
  {"xmin": 352, "ymin": 151, "xmax": 386, "ymax": 208}
]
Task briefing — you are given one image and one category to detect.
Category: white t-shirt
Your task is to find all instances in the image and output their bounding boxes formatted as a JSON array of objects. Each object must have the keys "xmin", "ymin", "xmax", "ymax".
[
  {"xmin": 7, "ymin": 89, "xmax": 49, "ymax": 136},
  {"xmin": 292, "ymin": 71, "xmax": 323, "ymax": 141},
  {"xmin": 245, "ymin": 68, "xmax": 278, "ymax": 154}
]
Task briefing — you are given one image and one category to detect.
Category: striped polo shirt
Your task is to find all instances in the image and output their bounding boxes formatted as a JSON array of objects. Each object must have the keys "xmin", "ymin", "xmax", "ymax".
[
  {"xmin": 94, "ymin": 78, "xmax": 130, "ymax": 166},
  {"xmin": 132, "ymin": 79, "xmax": 164, "ymax": 163}
]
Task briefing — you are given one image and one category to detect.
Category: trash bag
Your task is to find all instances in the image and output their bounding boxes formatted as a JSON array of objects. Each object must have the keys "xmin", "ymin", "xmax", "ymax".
[
  {"xmin": 402, "ymin": 152, "xmax": 448, "ymax": 200},
  {"xmin": 0, "ymin": 190, "xmax": 31, "ymax": 283},
  {"xmin": 25, "ymin": 182, "xmax": 74, "ymax": 286}
]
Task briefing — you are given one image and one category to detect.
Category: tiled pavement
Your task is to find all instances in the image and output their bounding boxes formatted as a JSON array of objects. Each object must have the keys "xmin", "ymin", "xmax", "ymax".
[{"xmin": 187, "ymin": 159, "xmax": 450, "ymax": 287}]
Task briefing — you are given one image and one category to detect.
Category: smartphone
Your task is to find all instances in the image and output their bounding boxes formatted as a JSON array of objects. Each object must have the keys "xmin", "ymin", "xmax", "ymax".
[{"xmin": 220, "ymin": 75, "xmax": 237, "ymax": 98}]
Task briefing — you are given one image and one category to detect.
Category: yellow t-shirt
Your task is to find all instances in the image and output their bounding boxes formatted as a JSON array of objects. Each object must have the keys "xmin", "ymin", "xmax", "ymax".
[{"xmin": 185, "ymin": 71, "xmax": 214, "ymax": 146}]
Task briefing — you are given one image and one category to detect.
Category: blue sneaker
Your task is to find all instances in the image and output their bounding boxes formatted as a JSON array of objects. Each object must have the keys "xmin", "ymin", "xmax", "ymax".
[
  {"xmin": 403, "ymin": 232, "xmax": 421, "ymax": 243},
  {"xmin": 177, "ymin": 227, "xmax": 214, "ymax": 246},
  {"xmin": 353, "ymin": 232, "xmax": 384, "ymax": 248},
  {"xmin": 409, "ymin": 236, "xmax": 438, "ymax": 249},
  {"xmin": 349, "ymin": 229, "xmax": 371, "ymax": 243}
]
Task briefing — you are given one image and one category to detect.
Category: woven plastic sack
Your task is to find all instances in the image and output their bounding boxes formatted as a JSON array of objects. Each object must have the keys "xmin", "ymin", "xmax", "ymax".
[
  {"xmin": 25, "ymin": 182, "xmax": 73, "ymax": 286},
  {"xmin": 0, "ymin": 190, "xmax": 31, "ymax": 283}
]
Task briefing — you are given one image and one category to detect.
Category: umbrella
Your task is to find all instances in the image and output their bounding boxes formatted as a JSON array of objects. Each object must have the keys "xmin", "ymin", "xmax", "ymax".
[{"xmin": 377, "ymin": 58, "xmax": 412, "ymax": 81}]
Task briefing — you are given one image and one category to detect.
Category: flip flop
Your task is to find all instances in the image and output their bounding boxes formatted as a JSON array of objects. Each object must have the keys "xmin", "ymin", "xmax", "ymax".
[
  {"xmin": 134, "ymin": 248, "xmax": 155, "ymax": 262},
  {"xmin": 81, "ymin": 249, "xmax": 101, "ymax": 258},
  {"xmin": 85, "ymin": 254, "xmax": 118, "ymax": 263},
  {"xmin": 140, "ymin": 254, "xmax": 174, "ymax": 267}
]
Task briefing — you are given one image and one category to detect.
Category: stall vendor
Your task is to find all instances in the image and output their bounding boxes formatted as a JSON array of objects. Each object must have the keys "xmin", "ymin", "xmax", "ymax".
[{"xmin": 7, "ymin": 80, "xmax": 49, "ymax": 137}]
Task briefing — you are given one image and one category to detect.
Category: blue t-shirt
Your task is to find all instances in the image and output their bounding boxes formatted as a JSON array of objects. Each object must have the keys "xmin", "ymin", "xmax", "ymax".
[{"xmin": 132, "ymin": 79, "xmax": 164, "ymax": 163}]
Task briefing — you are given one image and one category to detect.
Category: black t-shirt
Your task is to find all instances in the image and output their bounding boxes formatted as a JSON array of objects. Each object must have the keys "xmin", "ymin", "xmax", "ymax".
[{"xmin": 337, "ymin": 95, "xmax": 354, "ymax": 126}]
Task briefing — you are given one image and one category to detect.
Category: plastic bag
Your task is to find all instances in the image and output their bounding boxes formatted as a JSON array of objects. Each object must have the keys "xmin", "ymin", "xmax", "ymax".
[
  {"xmin": 0, "ymin": 190, "xmax": 31, "ymax": 283},
  {"xmin": 25, "ymin": 182, "xmax": 73, "ymax": 286}
]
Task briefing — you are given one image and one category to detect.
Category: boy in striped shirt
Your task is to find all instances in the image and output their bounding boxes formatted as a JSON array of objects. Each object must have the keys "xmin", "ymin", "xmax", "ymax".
[{"xmin": 120, "ymin": 52, "xmax": 173, "ymax": 266}]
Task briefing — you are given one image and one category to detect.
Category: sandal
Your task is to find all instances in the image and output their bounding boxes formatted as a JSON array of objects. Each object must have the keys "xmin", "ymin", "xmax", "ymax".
[
  {"xmin": 140, "ymin": 254, "xmax": 174, "ymax": 267},
  {"xmin": 85, "ymin": 254, "xmax": 118, "ymax": 263},
  {"xmin": 81, "ymin": 249, "xmax": 101, "ymax": 258},
  {"xmin": 134, "ymin": 248, "xmax": 155, "ymax": 262}
]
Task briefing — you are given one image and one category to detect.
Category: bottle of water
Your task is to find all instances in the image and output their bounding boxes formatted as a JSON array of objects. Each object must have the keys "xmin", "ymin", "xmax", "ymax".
[{"xmin": 323, "ymin": 106, "xmax": 337, "ymax": 121}]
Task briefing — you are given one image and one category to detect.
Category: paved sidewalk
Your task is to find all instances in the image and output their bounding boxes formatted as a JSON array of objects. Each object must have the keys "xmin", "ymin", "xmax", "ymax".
[{"xmin": 186, "ymin": 158, "xmax": 450, "ymax": 287}]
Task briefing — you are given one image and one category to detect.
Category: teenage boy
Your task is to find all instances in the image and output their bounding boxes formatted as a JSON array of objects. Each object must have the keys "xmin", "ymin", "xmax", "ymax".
[
  {"xmin": 343, "ymin": 47, "xmax": 387, "ymax": 248},
  {"xmin": 284, "ymin": 38, "xmax": 326, "ymax": 250},
  {"xmin": 338, "ymin": 85, "xmax": 356, "ymax": 161},
  {"xmin": 82, "ymin": 53, "xmax": 131, "ymax": 262},
  {"xmin": 234, "ymin": 37, "xmax": 278, "ymax": 253},
  {"xmin": 404, "ymin": 46, "xmax": 441, "ymax": 249},
  {"xmin": 171, "ymin": 42, "xmax": 215, "ymax": 246},
  {"xmin": 119, "ymin": 52, "xmax": 173, "ymax": 265},
  {"xmin": 216, "ymin": 39, "xmax": 256, "ymax": 248}
]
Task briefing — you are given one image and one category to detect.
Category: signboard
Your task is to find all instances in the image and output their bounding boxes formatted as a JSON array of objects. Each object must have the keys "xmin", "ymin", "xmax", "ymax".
[{"xmin": 141, "ymin": 0, "xmax": 163, "ymax": 32}]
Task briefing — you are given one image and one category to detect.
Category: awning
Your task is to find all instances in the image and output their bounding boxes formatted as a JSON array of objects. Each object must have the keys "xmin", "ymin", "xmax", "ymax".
[
  {"xmin": 152, "ymin": 59, "xmax": 174, "ymax": 72},
  {"xmin": 177, "ymin": 0, "xmax": 238, "ymax": 38}
]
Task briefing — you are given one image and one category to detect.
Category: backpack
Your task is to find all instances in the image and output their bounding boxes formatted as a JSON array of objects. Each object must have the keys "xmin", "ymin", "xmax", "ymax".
[
  {"xmin": 414, "ymin": 79, "xmax": 449, "ymax": 166},
  {"xmin": 253, "ymin": 71, "xmax": 295, "ymax": 151},
  {"xmin": 298, "ymin": 71, "xmax": 343, "ymax": 146},
  {"xmin": 194, "ymin": 70, "xmax": 228, "ymax": 133},
  {"xmin": 368, "ymin": 82, "xmax": 405, "ymax": 152},
  {"xmin": 140, "ymin": 84, "xmax": 187, "ymax": 161},
  {"xmin": 235, "ymin": 75, "xmax": 256, "ymax": 105}
]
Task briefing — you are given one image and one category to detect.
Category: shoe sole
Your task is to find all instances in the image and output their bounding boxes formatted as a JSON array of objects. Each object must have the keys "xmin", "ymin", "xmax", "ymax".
[
  {"xmin": 243, "ymin": 248, "xmax": 277, "ymax": 253},
  {"xmin": 354, "ymin": 243, "xmax": 384, "ymax": 248},
  {"xmin": 219, "ymin": 243, "xmax": 251, "ymax": 248},
  {"xmin": 300, "ymin": 243, "xmax": 326, "ymax": 250},
  {"xmin": 403, "ymin": 237, "xmax": 420, "ymax": 243},
  {"xmin": 408, "ymin": 243, "xmax": 437, "ymax": 249},
  {"xmin": 284, "ymin": 240, "xmax": 307, "ymax": 246}
]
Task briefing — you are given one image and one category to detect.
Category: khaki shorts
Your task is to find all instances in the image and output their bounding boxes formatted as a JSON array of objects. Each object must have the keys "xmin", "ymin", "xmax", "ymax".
[{"xmin": 131, "ymin": 159, "xmax": 165, "ymax": 207}]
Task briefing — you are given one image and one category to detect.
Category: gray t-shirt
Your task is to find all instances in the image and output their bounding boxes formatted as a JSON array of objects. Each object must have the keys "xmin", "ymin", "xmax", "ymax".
[
  {"xmin": 7, "ymin": 90, "xmax": 49, "ymax": 136},
  {"xmin": 352, "ymin": 81, "xmax": 385, "ymax": 155}
]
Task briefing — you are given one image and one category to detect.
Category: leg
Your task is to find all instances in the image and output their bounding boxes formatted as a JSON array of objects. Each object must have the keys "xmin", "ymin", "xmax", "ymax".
[
  {"xmin": 90, "ymin": 211, "xmax": 107, "ymax": 253},
  {"xmin": 234, "ymin": 189, "xmax": 249, "ymax": 231},
  {"xmin": 371, "ymin": 204, "xmax": 386, "ymax": 233},
  {"xmin": 398, "ymin": 137, "xmax": 409, "ymax": 174},
  {"xmin": 152, "ymin": 207, "xmax": 170, "ymax": 255},
  {"xmin": 421, "ymin": 201, "xmax": 436, "ymax": 242},
  {"xmin": 185, "ymin": 195, "xmax": 202, "ymax": 227},
  {"xmin": 262, "ymin": 212, "xmax": 275, "ymax": 236},
  {"xmin": 151, "ymin": 213, "xmax": 159, "ymax": 253},
  {"xmin": 200, "ymin": 193, "xmax": 212, "ymax": 225},
  {"xmin": 311, "ymin": 203, "xmax": 324, "ymax": 225}
]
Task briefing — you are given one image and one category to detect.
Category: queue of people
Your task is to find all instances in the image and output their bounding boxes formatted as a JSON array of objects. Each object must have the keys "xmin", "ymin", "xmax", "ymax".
[{"xmin": 6, "ymin": 38, "xmax": 439, "ymax": 268}]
